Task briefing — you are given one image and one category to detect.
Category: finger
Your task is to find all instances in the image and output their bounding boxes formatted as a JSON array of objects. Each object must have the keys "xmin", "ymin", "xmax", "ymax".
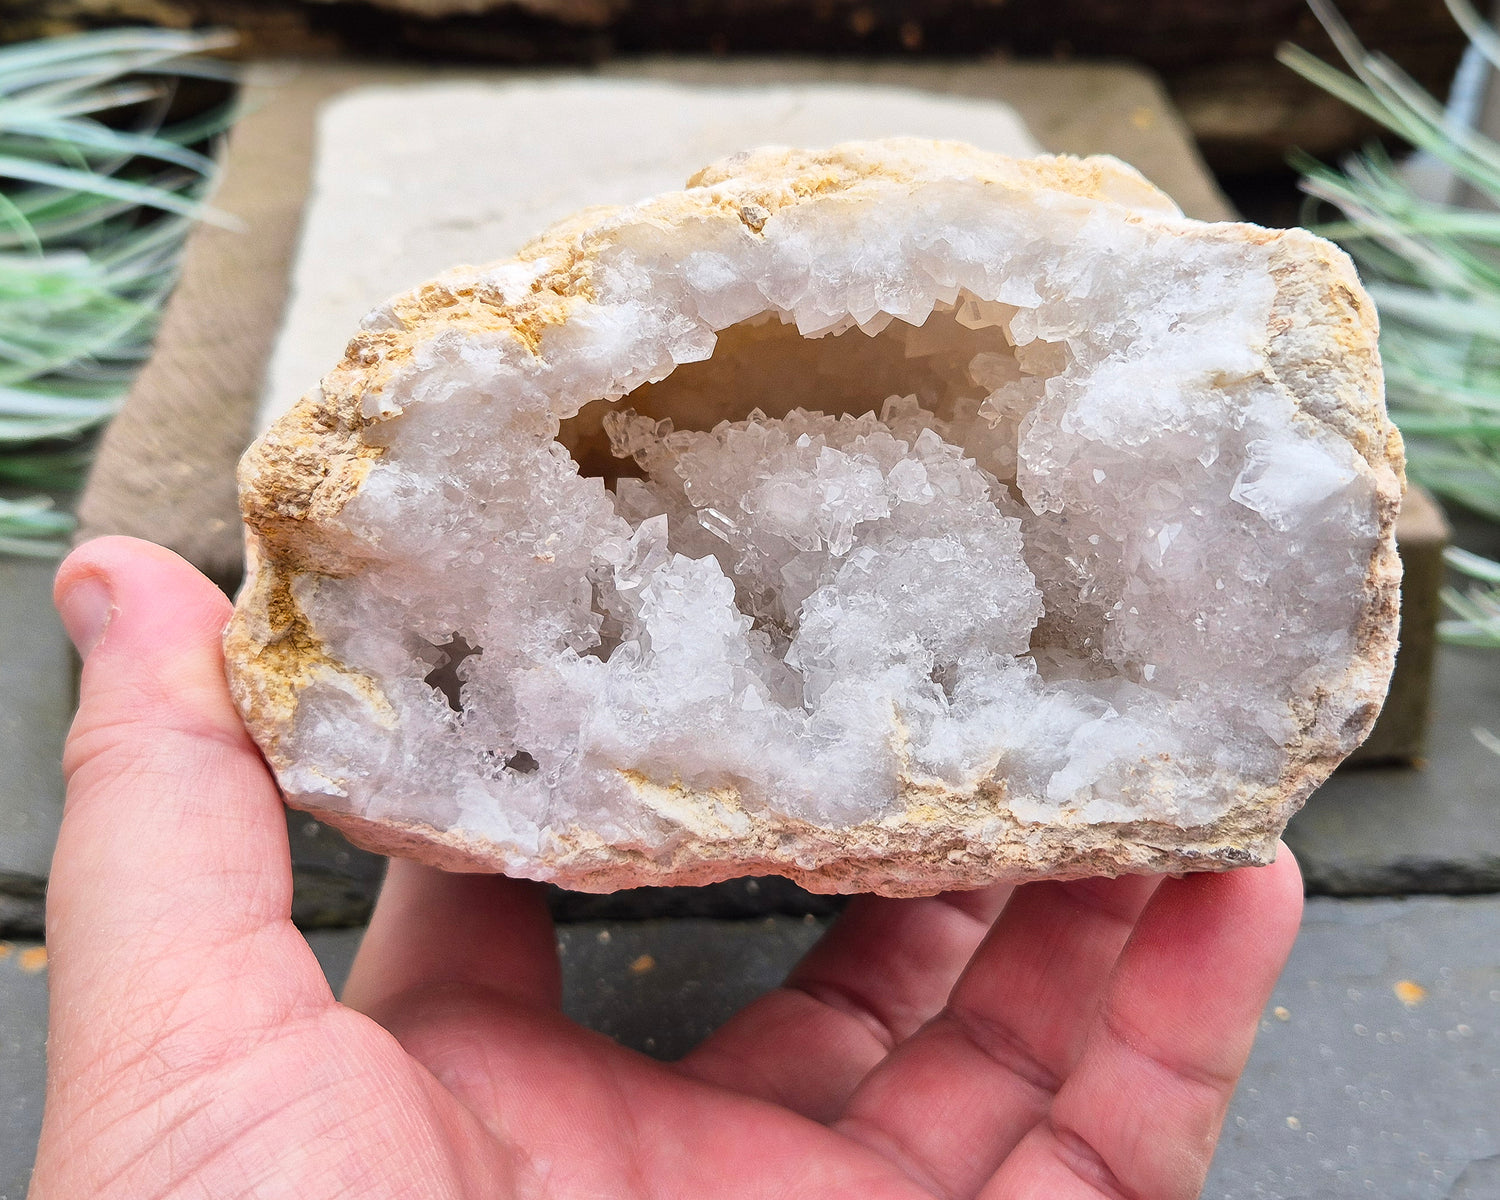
[
  {"xmin": 342, "ymin": 860, "xmax": 560, "ymax": 1018},
  {"xmin": 980, "ymin": 849, "xmax": 1304, "ymax": 1200},
  {"xmin": 678, "ymin": 884, "xmax": 1012, "ymax": 1121},
  {"xmin": 376, "ymin": 995, "xmax": 937, "ymax": 1200},
  {"xmin": 47, "ymin": 538, "xmax": 331, "ymax": 1096},
  {"xmin": 830, "ymin": 873, "xmax": 1160, "ymax": 1197}
]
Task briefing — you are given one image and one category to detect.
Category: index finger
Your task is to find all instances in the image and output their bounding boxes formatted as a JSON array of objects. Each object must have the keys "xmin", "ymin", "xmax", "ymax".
[
  {"xmin": 678, "ymin": 884, "xmax": 1012, "ymax": 1121},
  {"xmin": 980, "ymin": 848, "xmax": 1304, "ymax": 1200}
]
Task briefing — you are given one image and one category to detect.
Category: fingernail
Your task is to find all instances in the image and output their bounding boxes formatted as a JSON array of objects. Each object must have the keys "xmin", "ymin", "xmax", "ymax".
[{"xmin": 58, "ymin": 576, "xmax": 114, "ymax": 658}]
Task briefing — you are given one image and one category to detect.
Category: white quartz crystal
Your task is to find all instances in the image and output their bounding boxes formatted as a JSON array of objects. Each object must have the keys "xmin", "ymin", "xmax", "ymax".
[{"xmin": 228, "ymin": 141, "xmax": 1401, "ymax": 893}]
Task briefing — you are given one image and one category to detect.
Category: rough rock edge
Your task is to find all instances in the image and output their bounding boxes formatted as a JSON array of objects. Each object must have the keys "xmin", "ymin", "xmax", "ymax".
[{"xmin": 224, "ymin": 140, "xmax": 1403, "ymax": 895}]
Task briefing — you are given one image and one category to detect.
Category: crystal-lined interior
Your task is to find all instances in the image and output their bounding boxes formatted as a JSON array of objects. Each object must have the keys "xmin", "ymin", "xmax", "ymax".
[{"xmin": 274, "ymin": 200, "xmax": 1382, "ymax": 855}]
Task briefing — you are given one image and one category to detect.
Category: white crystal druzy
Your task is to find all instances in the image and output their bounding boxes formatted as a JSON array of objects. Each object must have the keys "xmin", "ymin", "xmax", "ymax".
[{"xmin": 226, "ymin": 141, "xmax": 1403, "ymax": 895}]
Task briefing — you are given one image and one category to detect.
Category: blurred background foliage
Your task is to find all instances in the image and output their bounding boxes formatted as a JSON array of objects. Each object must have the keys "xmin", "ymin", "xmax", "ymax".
[
  {"xmin": 0, "ymin": 28, "xmax": 234, "ymax": 555},
  {"xmin": 1284, "ymin": 0, "xmax": 1500, "ymax": 651}
]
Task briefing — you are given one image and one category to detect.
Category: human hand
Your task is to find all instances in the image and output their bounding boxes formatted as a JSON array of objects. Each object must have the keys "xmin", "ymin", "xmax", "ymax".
[{"xmin": 33, "ymin": 535, "xmax": 1304, "ymax": 1200}]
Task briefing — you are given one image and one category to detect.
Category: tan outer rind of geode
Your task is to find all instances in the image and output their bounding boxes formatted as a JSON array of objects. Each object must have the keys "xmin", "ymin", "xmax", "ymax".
[{"xmin": 225, "ymin": 141, "xmax": 1404, "ymax": 896}]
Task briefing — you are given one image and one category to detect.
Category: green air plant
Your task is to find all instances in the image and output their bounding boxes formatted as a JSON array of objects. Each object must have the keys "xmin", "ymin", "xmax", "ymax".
[
  {"xmin": 0, "ymin": 27, "xmax": 234, "ymax": 557},
  {"xmin": 1442, "ymin": 546, "xmax": 1500, "ymax": 750},
  {"xmin": 1281, "ymin": 0, "xmax": 1500, "ymax": 653}
]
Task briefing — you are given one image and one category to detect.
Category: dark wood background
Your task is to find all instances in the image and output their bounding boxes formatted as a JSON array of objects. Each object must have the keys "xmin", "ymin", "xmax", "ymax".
[{"xmin": 3, "ymin": 0, "xmax": 1471, "ymax": 193}]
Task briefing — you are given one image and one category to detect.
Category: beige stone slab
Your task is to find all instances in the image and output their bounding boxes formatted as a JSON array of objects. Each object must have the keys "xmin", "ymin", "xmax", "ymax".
[
  {"xmin": 599, "ymin": 59, "xmax": 1234, "ymax": 225},
  {"xmin": 260, "ymin": 78, "xmax": 1042, "ymax": 430}
]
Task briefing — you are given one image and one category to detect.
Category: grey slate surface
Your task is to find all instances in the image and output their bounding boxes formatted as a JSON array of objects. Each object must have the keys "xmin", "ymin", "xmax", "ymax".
[
  {"xmin": 287, "ymin": 812, "xmax": 387, "ymax": 928},
  {"xmin": 0, "ymin": 944, "xmax": 46, "ymax": 1200},
  {"xmin": 0, "ymin": 558, "xmax": 68, "ymax": 938},
  {"xmin": 1286, "ymin": 645, "xmax": 1500, "ymax": 895},
  {"xmin": 1206, "ymin": 895, "xmax": 1500, "ymax": 1199},
  {"xmin": 10, "ymin": 895, "xmax": 1494, "ymax": 1199}
]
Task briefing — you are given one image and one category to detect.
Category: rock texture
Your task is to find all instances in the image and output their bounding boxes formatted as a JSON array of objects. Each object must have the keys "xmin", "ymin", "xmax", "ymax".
[{"xmin": 225, "ymin": 140, "xmax": 1403, "ymax": 895}]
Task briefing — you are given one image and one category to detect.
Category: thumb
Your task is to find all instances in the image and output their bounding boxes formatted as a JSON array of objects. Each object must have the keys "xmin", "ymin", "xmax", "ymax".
[{"xmin": 47, "ymin": 537, "xmax": 330, "ymax": 1085}]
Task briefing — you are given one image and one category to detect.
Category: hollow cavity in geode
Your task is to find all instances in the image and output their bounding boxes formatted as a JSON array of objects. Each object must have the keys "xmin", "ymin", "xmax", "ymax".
[{"xmin": 227, "ymin": 142, "xmax": 1401, "ymax": 894}]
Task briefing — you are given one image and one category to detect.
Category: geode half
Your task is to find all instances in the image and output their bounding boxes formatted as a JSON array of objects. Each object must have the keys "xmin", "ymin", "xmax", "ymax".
[{"xmin": 225, "ymin": 140, "xmax": 1403, "ymax": 896}]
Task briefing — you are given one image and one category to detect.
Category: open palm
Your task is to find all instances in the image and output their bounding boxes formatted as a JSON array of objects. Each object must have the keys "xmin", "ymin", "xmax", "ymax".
[{"xmin": 33, "ymin": 537, "xmax": 1303, "ymax": 1200}]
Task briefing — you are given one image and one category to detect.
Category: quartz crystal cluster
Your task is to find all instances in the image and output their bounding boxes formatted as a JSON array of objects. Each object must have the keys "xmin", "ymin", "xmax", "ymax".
[{"xmin": 225, "ymin": 141, "xmax": 1403, "ymax": 894}]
